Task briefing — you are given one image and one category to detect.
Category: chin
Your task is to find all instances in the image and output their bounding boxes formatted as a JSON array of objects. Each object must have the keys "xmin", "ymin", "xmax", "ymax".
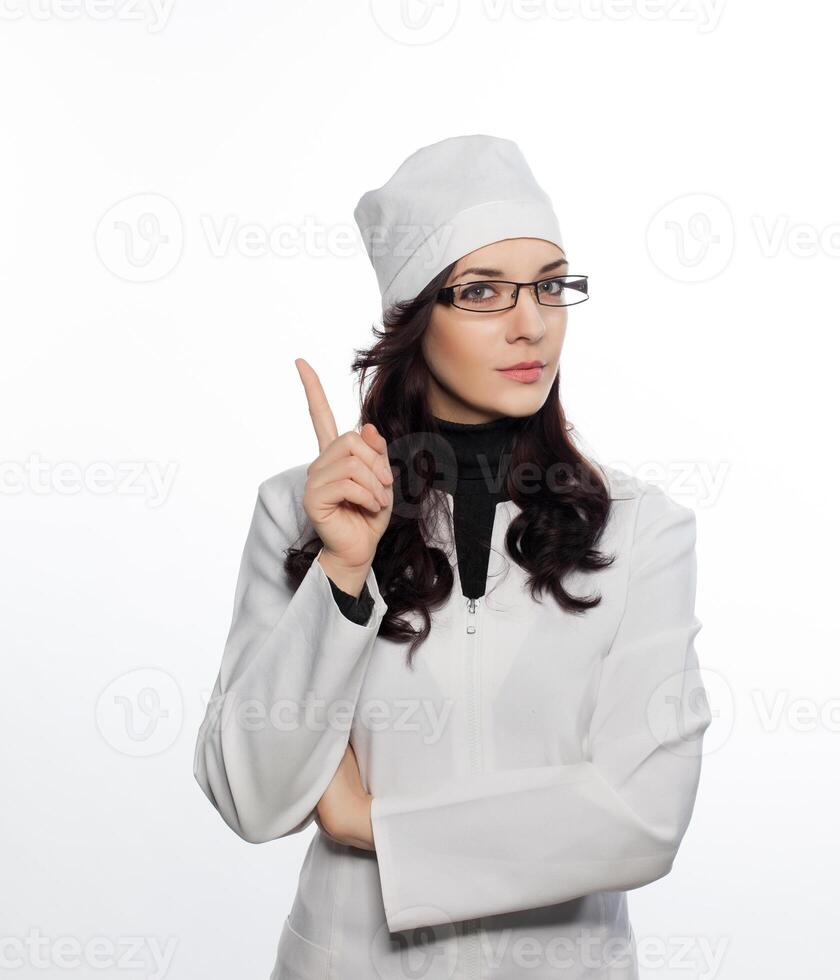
[{"xmin": 494, "ymin": 388, "xmax": 550, "ymax": 418}]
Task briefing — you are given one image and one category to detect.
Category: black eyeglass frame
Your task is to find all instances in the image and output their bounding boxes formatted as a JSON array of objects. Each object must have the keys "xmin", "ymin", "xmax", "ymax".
[{"xmin": 437, "ymin": 274, "xmax": 590, "ymax": 312}]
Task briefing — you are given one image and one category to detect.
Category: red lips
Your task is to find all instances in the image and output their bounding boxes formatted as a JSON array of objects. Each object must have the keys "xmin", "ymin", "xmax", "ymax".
[{"xmin": 499, "ymin": 360, "xmax": 545, "ymax": 371}]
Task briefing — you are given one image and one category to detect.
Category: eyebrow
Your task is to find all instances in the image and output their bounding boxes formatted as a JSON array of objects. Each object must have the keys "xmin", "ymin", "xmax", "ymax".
[{"xmin": 451, "ymin": 257, "xmax": 569, "ymax": 283}]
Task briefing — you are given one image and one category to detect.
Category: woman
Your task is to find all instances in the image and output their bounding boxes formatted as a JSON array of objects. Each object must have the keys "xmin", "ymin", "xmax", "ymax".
[{"xmin": 193, "ymin": 134, "xmax": 713, "ymax": 979}]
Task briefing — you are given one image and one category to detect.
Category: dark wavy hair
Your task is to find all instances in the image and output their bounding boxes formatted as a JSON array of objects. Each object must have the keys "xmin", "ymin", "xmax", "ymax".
[{"xmin": 285, "ymin": 260, "xmax": 616, "ymax": 665}]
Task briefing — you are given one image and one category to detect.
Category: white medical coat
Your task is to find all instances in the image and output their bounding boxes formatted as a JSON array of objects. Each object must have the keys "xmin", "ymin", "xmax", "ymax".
[{"xmin": 193, "ymin": 461, "xmax": 712, "ymax": 979}]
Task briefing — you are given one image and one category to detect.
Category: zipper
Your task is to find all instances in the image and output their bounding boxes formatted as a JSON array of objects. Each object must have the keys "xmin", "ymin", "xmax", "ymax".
[
  {"xmin": 466, "ymin": 595, "xmax": 478, "ymax": 634},
  {"xmin": 463, "ymin": 595, "xmax": 483, "ymax": 979},
  {"xmin": 465, "ymin": 597, "xmax": 481, "ymax": 772}
]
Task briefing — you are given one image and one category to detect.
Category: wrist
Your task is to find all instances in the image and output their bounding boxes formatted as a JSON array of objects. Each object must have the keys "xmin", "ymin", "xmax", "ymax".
[{"xmin": 318, "ymin": 549, "xmax": 371, "ymax": 598}]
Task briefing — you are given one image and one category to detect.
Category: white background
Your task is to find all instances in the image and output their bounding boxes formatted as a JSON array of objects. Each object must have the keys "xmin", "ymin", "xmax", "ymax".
[{"xmin": 2, "ymin": 1, "xmax": 838, "ymax": 978}]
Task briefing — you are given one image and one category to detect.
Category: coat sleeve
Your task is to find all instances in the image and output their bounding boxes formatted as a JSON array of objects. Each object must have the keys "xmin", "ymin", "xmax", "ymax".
[
  {"xmin": 369, "ymin": 486, "xmax": 713, "ymax": 932},
  {"xmin": 327, "ymin": 577, "xmax": 376, "ymax": 625},
  {"xmin": 192, "ymin": 476, "xmax": 389, "ymax": 844}
]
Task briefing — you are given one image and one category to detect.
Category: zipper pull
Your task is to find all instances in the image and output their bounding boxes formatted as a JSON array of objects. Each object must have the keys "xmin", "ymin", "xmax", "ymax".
[{"xmin": 466, "ymin": 596, "xmax": 478, "ymax": 634}]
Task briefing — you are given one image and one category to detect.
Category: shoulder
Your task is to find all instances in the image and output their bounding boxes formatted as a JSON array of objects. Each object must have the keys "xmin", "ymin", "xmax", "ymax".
[
  {"xmin": 251, "ymin": 462, "xmax": 311, "ymax": 541},
  {"xmin": 595, "ymin": 462, "xmax": 697, "ymax": 550},
  {"xmin": 257, "ymin": 461, "xmax": 309, "ymax": 502}
]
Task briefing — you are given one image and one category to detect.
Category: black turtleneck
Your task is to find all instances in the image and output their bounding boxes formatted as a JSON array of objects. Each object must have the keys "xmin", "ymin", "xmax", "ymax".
[{"xmin": 326, "ymin": 414, "xmax": 524, "ymax": 622}]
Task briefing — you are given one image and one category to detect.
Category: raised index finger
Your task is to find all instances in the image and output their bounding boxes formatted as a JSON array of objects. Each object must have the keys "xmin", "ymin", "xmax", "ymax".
[{"xmin": 295, "ymin": 357, "xmax": 339, "ymax": 453}]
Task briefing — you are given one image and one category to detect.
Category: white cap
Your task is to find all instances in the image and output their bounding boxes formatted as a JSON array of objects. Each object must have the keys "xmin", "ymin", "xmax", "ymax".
[{"xmin": 353, "ymin": 134, "xmax": 564, "ymax": 313}]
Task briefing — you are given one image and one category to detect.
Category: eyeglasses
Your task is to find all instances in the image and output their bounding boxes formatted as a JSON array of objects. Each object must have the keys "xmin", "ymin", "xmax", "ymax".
[{"xmin": 437, "ymin": 275, "xmax": 589, "ymax": 313}]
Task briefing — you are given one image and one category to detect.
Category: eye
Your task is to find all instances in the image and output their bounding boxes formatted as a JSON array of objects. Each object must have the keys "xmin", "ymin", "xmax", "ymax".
[
  {"xmin": 458, "ymin": 282, "xmax": 501, "ymax": 305},
  {"xmin": 464, "ymin": 283, "xmax": 494, "ymax": 299},
  {"xmin": 538, "ymin": 277, "xmax": 565, "ymax": 295}
]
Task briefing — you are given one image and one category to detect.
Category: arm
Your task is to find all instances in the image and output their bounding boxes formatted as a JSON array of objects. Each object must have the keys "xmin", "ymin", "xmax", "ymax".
[
  {"xmin": 193, "ymin": 476, "xmax": 388, "ymax": 844},
  {"xmin": 370, "ymin": 487, "xmax": 713, "ymax": 932}
]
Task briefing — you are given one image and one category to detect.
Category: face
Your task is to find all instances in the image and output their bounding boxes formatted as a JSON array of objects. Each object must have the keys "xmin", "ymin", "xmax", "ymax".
[{"xmin": 422, "ymin": 238, "xmax": 569, "ymax": 423}]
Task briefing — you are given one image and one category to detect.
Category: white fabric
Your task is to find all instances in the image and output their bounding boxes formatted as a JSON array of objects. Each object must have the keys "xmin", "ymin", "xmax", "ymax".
[
  {"xmin": 193, "ymin": 463, "xmax": 712, "ymax": 979},
  {"xmin": 353, "ymin": 134, "xmax": 564, "ymax": 312}
]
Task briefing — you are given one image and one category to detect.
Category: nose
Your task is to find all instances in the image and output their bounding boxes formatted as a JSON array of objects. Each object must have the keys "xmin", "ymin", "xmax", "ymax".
[{"xmin": 507, "ymin": 284, "xmax": 547, "ymax": 341}]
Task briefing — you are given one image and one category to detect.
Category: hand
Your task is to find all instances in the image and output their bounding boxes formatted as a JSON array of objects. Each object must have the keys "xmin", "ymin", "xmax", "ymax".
[
  {"xmin": 315, "ymin": 743, "xmax": 375, "ymax": 851},
  {"xmin": 295, "ymin": 357, "xmax": 394, "ymax": 577}
]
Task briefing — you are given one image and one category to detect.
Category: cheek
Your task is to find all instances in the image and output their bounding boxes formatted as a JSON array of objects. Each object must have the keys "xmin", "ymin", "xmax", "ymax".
[
  {"xmin": 550, "ymin": 318, "xmax": 568, "ymax": 358},
  {"xmin": 425, "ymin": 320, "xmax": 488, "ymax": 378}
]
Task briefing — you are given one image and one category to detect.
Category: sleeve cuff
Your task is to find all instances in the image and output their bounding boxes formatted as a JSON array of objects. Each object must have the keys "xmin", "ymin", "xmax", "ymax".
[
  {"xmin": 328, "ymin": 576, "xmax": 376, "ymax": 625},
  {"xmin": 312, "ymin": 546, "xmax": 388, "ymax": 628}
]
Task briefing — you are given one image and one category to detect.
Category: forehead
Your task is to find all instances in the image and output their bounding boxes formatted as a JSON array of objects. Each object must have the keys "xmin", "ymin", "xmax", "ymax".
[{"xmin": 450, "ymin": 237, "xmax": 567, "ymax": 281}]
